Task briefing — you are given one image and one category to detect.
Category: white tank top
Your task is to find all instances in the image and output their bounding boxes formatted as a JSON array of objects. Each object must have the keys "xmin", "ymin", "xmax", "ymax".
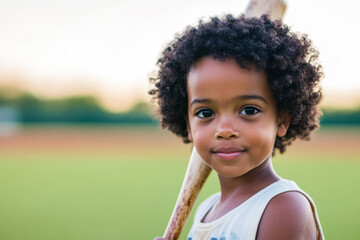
[{"xmin": 187, "ymin": 179, "xmax": 324, "ymax": 240}]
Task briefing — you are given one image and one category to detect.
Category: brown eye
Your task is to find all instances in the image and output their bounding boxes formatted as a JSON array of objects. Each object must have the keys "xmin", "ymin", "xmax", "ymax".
[
  {"xmin": 240, "ymin": 107, "xmax": 259, "ymax": 116},
  {"xmin": 196, "ymin": 109, "xmax": 214, "ymax": 118}
]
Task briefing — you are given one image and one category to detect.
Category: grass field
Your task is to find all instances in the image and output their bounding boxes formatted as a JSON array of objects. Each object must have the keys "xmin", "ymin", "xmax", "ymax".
[{"xmin": 0, "ymin": 125, "xmax": 359, "ymax": 240}]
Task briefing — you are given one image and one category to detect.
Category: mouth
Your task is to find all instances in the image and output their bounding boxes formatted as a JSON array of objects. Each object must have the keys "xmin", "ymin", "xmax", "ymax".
[{"xmin": 212, "ymin": 147, "xmax": 246, "ymax": 160}]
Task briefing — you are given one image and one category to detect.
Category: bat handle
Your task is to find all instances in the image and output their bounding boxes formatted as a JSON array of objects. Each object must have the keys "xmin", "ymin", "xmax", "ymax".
[{"xmin": 163, "ymin": 148, "xmax": 212, "ymax": 240}]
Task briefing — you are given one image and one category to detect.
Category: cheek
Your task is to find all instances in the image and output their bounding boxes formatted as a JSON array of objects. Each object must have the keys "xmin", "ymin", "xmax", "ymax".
[
  {"xmin": 247, "ymin": 125, "xmax": 277, "ymax": 153},
  {"xmin": 193, "ymin": 130, "xmax": 208, "ymax": 148},
  {"xmin": 191, "ymin": 124, "xmax": 213, "ymax": 153}
]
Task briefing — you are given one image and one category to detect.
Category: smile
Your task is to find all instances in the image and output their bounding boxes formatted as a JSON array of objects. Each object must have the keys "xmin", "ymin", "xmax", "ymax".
[{"xmin": 212, "ymin": 147, "xmax": 246, "ymax": 161}]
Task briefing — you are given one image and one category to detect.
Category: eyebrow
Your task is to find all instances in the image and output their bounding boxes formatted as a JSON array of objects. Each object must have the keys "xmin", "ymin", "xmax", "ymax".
[
  {"xmin": 233, "ymin": 95, "xmax": 268, "ymax": 103},
  {"xmin": 190, "ymin": 94, "xmax": 267, "ymax": 107}
]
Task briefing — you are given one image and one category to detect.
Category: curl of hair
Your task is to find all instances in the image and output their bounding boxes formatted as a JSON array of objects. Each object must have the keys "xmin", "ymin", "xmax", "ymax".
[{"xmin": 149, "ymin": 14, "xmax": 323, "ymax": 154}]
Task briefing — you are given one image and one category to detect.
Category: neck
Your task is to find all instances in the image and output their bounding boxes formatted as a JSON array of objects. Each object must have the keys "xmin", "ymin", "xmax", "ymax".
[{"xmin": 218, "ymin": 156, "xmax": 280, "ymax": 202}]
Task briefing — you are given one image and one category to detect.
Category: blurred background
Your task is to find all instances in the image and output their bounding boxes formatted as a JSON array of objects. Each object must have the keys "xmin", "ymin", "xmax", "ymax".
[{"xmin": 0, "ymin": 0, "xmax": 359, "ymax": 239}]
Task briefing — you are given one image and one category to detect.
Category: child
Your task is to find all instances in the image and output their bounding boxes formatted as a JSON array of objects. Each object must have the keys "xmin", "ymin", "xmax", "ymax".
[{"xmin": 150, "ymin": 14, "xmax": 324, "ymax": 240}]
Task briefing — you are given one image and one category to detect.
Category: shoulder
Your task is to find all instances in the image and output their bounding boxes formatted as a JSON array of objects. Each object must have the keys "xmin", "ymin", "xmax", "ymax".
[{"xmin": 256, "ymin": 191, "xmax": 318, "ymax": 240}]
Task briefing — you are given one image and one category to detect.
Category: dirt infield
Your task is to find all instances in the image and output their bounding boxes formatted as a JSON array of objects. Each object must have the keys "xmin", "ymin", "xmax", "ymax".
[
  {"xmin": 0, "ymin": 125, "xmax": 359, "ymax": 159},
  {"xmin": 0, "ymin": 125, "xmax": 190, "ymax": 154},
  {"xmin": 283, "ymin": 127, "xmax": 360, "ymax": 159}
]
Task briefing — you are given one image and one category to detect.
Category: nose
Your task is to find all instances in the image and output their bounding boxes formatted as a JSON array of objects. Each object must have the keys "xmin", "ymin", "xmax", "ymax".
[{"xmin": 215, "ymin": 116, "xmax": 240, "ymax": 140}]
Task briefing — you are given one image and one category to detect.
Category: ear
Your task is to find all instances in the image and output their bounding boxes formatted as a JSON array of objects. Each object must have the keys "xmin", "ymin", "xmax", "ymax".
[
  {"xmin": 277, "ymin": 113, "xmax": 292, "ymax": 137},
  {"xmin": 184, "ymin": 115, "xmax": 193, "ymax": 141}
]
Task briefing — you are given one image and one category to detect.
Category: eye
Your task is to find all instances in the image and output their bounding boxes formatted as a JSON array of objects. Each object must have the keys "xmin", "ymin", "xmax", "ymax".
[
  {"xmin": 196, "ymin": 109, "xmax": 215, "ymax": 118},
  {"xmin": 240, "ymin": 106, "xmax": 259, "ymax": 116}
]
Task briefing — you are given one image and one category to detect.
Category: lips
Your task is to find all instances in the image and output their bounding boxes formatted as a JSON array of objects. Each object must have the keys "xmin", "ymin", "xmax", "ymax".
[
  {"xmin": 212, "ymin": 147, "xmax": 246, "ymax": 160},
  {"xmin": 214, "ymin": 147, "xmax": 245, "ymax": 153}
]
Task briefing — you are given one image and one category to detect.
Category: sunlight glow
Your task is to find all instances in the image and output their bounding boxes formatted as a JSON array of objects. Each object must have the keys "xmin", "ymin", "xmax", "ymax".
[{"xmin": 0, "ymin": 0, "xmax": 359, "ymax": 111}]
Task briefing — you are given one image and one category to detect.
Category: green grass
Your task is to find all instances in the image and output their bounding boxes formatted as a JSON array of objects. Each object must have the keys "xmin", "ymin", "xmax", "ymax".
[
  {"xmin": 0, "ymin": 127, "xmax": 359, "ymax": 239},
  {"xmin": 0, "ymin": 155, "xmax": 359, "ymax": 239}
]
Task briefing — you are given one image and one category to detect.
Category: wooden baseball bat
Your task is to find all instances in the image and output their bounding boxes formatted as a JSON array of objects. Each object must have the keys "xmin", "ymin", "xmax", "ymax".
[
  {"xmin": 162, "ymin": 1, "xmax": 287, "ymax": 239},
  {"xmin": 245, "ymin": 0, "xmax": 287, "ymax": 20},
  {"xmin": 162, "ymin": 147, "xmax": 211, "ymax": 240}
]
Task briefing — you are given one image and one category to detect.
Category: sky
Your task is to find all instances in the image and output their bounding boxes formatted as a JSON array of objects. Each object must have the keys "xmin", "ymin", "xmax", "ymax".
[{"xmin": 0, "ymin": 0, "xmax": 359, "ymax": 111}]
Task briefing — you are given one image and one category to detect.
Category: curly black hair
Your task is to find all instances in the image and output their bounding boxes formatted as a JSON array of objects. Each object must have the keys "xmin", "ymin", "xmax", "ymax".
[{"xmin": 149, "ymin": 14, "xmax": 323, "ymax": 154}]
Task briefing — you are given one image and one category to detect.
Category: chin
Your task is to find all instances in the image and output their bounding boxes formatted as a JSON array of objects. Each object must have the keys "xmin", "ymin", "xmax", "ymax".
[{"xmin": 216, "ymin": 167, "xmax": 251, "ymax": 178}]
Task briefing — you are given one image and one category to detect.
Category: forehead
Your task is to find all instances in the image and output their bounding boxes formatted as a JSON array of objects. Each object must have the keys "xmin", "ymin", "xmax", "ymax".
[{"xmin": 187, "ymin": 57, "xmax": 272, "ymax": 101}]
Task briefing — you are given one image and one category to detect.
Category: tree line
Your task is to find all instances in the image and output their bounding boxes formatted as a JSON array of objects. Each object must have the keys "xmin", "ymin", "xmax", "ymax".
[
  {"xmin": 0, "ymin": 88, "xmax": 359, "ymax": 126},
  {"xmin": 0, "ymin": 89, "xmax": 155, "ymax": 125}
]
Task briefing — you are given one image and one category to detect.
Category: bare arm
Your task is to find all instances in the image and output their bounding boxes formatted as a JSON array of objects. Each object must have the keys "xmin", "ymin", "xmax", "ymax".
[{"xmin": 256, "ymin": 191, "xmax": 318, "ymax": 240}]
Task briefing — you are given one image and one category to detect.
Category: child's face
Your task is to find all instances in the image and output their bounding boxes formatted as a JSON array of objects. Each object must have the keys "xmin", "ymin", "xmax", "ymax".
[{"xmin": 186, "ymin": 57, "xmax": 290, "ymax": 178}]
